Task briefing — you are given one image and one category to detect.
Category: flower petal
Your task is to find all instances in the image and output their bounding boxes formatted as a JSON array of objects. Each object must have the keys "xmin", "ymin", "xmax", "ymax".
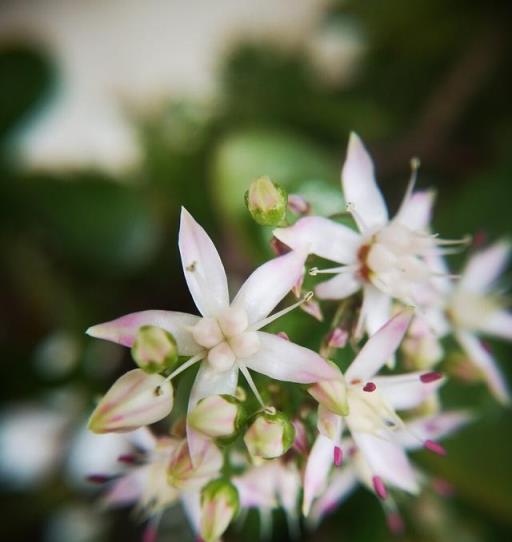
[
  {"xmin": 308, "ymin": 467, "xmax": 358, "ymax": 527},
  {"xmin": 457, "ymin": 331, "xmax": 510, "ymax": 404},
  {"xmin": 460, "ymin": 241, "xmax": 511, "ymax": 294},
  {"xmin": 179, "ymin": 207, "xmax": 230, "ymax": 316},
  {"xmin": 360, "ymin": 284, "xmax": 392, "ymax": 337},
  {"xmin": 395, "ymin": 190, "xmax": 436, "ymax": 231},
  {"xmin": 232, "ymin": 250, "xmax": 307, "ymax": 325},
  {"xmin": 346, "ymin": 310, "xmax": 413, "ymax": 383},
  {"xmin": 479, "ymin": 309, "xmax": 512, "ymax": 340},
  {"xmin": 181, "ymin": 489, "xmax": 202, "ymax": 534},
  {"xmin": 395, "ymin": 411, "xmax": 473, "ymax": 450},
  {"xmin": 372, "ymin": 371, "xmax": 445, "ymax": 411},
  {"xmin": 273, "ymin": 217, "xmax": 360, "ymax": 264},
  {"xmin": 315, "ymin": 271, "xmax": 361, "ymax": 300},
  {"xmin": 187, "ymin": 363, "xmax": 238, "ymax": 465},
  {"xmin": 351, "ymin": 431, "xmax": 418, "ymax": 493},
  {"xmin": 303, "ymin": 434, "xmax": 334, "ymax": 515},
  {"xmin": 243, "ymin": 332, "xmax": 338, "ymax": 384},
  {"xmin": 86, "ymin": 310, "xmax": 202, "ymax": 356},
  {"xmin": 341, "ymin": 133, "xmax": 388, "ymax": 232},
  {"xmin": 103, "ymin": 467, "xmax": 147, "ymax": 507}
]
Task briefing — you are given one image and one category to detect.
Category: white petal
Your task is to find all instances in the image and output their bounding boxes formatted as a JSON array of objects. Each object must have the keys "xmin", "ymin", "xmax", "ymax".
[
  {"xmin": 309, "ymin": 467, "xmax": 358, "ymax": 527},
  {"xmin": 360, "ymin": 284, "xmax": 392, "ymax": 337},
  {"xmin": 373, "ymin": 371, "xmax": 444, "ymax": 411},
  {"xmin": 181, "ymin": 489, "xmax": 202, "ymax": 534},
  {"xmin": 187, "ymin": 363, "xmax": 238, "ymax": 465},
  {"xmin": 273, "ymin": 217, "xmax": 361, "ymax": 264},
  {"xmin": 457, "ymin": 331, "xmax": 510, "ymax": 404},
  {"xmin": 179, "ymin": 207, "xmax": 230, "ymax": 316},
  {"xmin": 103, "ymin": 468, "xmax": 147, "ymax": 507},
  {"xmin": 396, "ymin": 411, "xmax": 473, "ymax": 450},
  {"xmin": 341, "ymin": 133, "xmax": 388, "ymax": 232},
  {"xmin": 243, "ymin": 332, "xmax": 338, "ymax": 384},
  {"xmin": 479, "ymin": 309, "xmax": 512, "ymax": 340},
  {"xmin": 346, "ymin": 310, "xmax": 413, "ymax": 383},
  {"xmin": 315, "ymin": 271, "xmax": 361, "ymax": 300},
  {"xmin": 351, "ymin": 431, "xmax": 418, "ymax": 493},
  {"xmin": 395, "ymin": 190, "xmax": 435, "ymax": 231},
  {"xmin": 232, "ymin": 250, "xmax": 306, "ymax": 324},
  {"xmin": 86, "ymin": 310, "xmax": 202, "ymax": 356},
  {"xmin": 460, "ymin": 241, "xmax": 511, "ymax": 294},
  {"xmin": 303, "ymin": 434, "xmax": 334, "ymax": 515}
]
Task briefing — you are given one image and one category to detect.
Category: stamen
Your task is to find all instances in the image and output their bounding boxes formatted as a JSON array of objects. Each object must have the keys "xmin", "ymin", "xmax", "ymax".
[
  {"xmin": 395, "ymin": 156, "xmax": 420, "ymax": 219},
  {"xmin": 346, "ymin": 201, "xmax": 369, "ymax": 232},
  {"xmin": 431, "ymin": 234, "xmax": 472, "ymax": 246},
  {"xmin": 333, "ymin": 445, "xmax": 343, "ymax": 466},
  {"xmin": 386, "ymin": 511, "xmax": 405, "ymax": 535},
  {"xmin": 117, "ymin": 453, "xmax": 143, "ymax": 465},
  {"xmin": 239, "ymin": 364, "xmax": 267, "ymax": 409},
  {"xmin": 372, "ymin": 476, "xmax": 388, "ymax": 500},
  {"xmin": 424, "ymin": 439, "xmax": 447, "ymax": 456},
  {"xmin": 310, "ymin": 264, "xmax": 357, "ymax": 276},
  {"xmin": 158, "ymin": 352, "xmax": 205, "ymax": 387},
  {"xmin": 250, "ymin": 291, "xmax": 314, "ymax": 331},
  {"xmin": 363, "ymin": 382, "xmax": 376, "ymax": 392},
  {"xmin": 86, "ymin": 474, "xmax": 115, "ymax": 484},
  {"xmin": 420, "ymin": 371, "xmax": 443, "ymax": 383}
]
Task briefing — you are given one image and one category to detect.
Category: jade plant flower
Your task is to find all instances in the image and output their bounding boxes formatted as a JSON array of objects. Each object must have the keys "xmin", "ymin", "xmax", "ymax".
[
  {"xmin": 87, "ymin": 208, "xmax": 337, "ymax": 459},
  {"xmin": 274, "ymin": 133, "xmax": 464, "ymax": 337},
  {"xmin": 304, "ymin": 310, "xmax": 445, "ymax": 514}
]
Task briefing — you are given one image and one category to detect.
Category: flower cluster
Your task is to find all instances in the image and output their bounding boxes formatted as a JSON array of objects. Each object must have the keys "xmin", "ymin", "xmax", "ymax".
[{"xmin": 85, "ymin": 133, "xmax": 510, "ymax": 541}]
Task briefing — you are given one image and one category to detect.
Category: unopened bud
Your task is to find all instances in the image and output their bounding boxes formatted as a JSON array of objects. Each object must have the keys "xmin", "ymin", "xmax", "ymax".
[
  {"xmin": 308, "ymin": 363, "xmax": 349, "ymax": 416},
  {"xmin": 167, "ymin": 439, "xmax": 223, "ymax": 490},
  {"xmin": 189, "ymin": 395, "xmax": 246, "ymax": 442},
  {"xmin": 245, "ymin": 176, "xmax": 288, "ymax": 226},
  {"xmin": 244, "ymin": 411, "xmax": 295, "ymax": 459},
  {"xmin": 131, "ymin": 326, "xmax": 178, "ymax": 373},
  {"xmin": 88, "ymin": 369, "xmax": 173, "ymax": 433},
  {"xmin": 327, "ymin": 327, "xmax": 348, "ymax": 349},
  {"xmin": 200, "ymin": 478, "xmax": 240, "ymax": 542}
]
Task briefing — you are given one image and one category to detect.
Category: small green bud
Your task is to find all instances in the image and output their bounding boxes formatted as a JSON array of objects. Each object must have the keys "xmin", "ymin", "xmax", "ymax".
[
  {"xmin": 244, "ymin": 176, "xmax": 288, "ymax": 226},
  {"xmin": 131, "ymin": 325, "xmax": 178, "ymax": 373},
  {"xmin": 244, "ymin": 410, "xmax": 295, "ymax": 459},
  {"xmin": 200, "ymin": 478, "xmax": 240, "ymax": 542}
]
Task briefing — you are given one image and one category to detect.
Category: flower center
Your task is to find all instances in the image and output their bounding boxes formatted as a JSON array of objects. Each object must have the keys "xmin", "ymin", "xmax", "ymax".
[{"xmin": 191, "ymin": 307, "xmax": 260, "ymax": 371}]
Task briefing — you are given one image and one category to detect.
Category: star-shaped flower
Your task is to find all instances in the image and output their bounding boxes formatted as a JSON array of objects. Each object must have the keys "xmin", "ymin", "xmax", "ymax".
[
  {"xmin": 87, "ymin": 208, "xmax": 337, "ymax": 460},
  {"xmin": 274, "ymin": 133, "xmax": 463, "ymax": 337}
]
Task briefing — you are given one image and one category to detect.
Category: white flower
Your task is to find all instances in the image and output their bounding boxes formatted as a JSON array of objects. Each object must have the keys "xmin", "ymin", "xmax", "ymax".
[
  {"xmin": 303, "ymin": 310, "xmax": 445, "ymax": 514},
  {"xmin": 274, "ymin": 133, "xmax": 464, "ymax": 337},
  {"xmin": 87, "ymin": 208, "xmax": 337, "ymax": 460}
]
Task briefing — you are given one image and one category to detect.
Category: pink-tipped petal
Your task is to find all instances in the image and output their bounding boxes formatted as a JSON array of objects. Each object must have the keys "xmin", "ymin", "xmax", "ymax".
[
  {"xmin": 273, "ymin": 216, "xmax": 361, "ymax": 264},
  {"xmin": 373, "ymin": 371, "xmax": 444, "ymax": 411},
  {"xmin": 346, "ymin": 310, "xmax": 413, "ymax": 383},
  {"xmin": 396, "ymin": 190, "xmax": 436, "ymax": 231},
  {"xmin": 315, "ymin": 271, "xmax": 361, "ymax": 300},
  {"xmin": 244, "ymin": 332, "xmax": 338, "ymax": 384},
  {"xmin": 342, "ymin": 133, "xmax": 388, "ymax": 232},
  {"xmin": 302, "ymin": 434, "xmax": 334, "ymax": 515},
  {"xmin": 232, "ymin": 250, "xmax": 307, "ymax": 325},
  {"xmin": 179, "ymin": 207, "xmax": 230, "ymax": 317},
  {"xmin": 86, "ymin": 310, "xmax": 201, "ymax": 355},
  {"xmin": 460, "ymin": 241, "xmax": 511, "ymax": 294},
  {"xmin": 352, "ymin": 431, "xmax": 418, "ymax": 494},
  {"xmin": 457, "ymin": 331, "xmax": 510, "ymax": 404}
]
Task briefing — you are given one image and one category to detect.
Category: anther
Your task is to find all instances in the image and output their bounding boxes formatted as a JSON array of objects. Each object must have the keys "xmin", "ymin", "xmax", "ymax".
[
  {"xmin": 363, "ymin": 382, "xmax": 376, "ymax": 392},
  {"xmin": 420, "ymin": 371, "xmax": 443, "ymax": 383},
  {"xmin": 333, "ymin": 446, "xmax": 343, "ymax": 466},
  {"xmin": 424, "ymin": 439, "xmax": 447, "ymax": 456},
  {"xmin": 86, "ymin": 474, "xmax": 114, "ymax": 484},
  {"xmin": 372, "ymin": 475, "xmax": 388, "ymax": 500}
]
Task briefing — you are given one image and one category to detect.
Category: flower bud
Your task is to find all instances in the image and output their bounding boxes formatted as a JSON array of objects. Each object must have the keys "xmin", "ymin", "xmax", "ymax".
[
  {"xmin": 200, "ymin": 478, "xmax": 240, "ymax": 542},
  {"xmin": 188, "ymin": 395, "xmax": 246, "ymax": 442},
  {"xmin": 167, "ymin": 439, "xmax": 223, "ymax": 489},
  {"xmin": 88, "ymin": 369, "xmax": 173, "ymax": 433},
  {"xmin": 308, "ymin": 363, "xmax": 349, "ymax": 416},
  {"xmin": 244, "ymin": 176, "xmax": 288, "ymax": 226},
  {"xmin": 131, "ymin": 325, "xmax": 178, "ymax": 373},
  {"xmin": 243, "ymin": 410, "xmax": 295, "ymax": 459}
]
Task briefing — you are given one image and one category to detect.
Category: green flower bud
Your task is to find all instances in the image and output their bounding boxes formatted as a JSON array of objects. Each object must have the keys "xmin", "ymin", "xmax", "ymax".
[
  {"xmin": 188, "ymin": 395, "xmax": 247, "ymax": 443},
  {"xmin": 200, "ymin": 478, "xmax": 240, "ymax": 542},
  {"xmin": 131, "ymin": 325, "xmax": 178, "ymax": 373},
  {"xmin": 244, "ymin": 176, "xmax": 288, "ymax": 226},
  {"xmin": 244, "ymin": 410, "xmax": 295, "ymax": 459}
]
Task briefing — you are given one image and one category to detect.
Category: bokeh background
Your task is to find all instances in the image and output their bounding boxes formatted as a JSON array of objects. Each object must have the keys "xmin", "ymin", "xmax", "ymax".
[{"xmin": 1, "ymin": 1, "xmax": 511, "ymax": 541}]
